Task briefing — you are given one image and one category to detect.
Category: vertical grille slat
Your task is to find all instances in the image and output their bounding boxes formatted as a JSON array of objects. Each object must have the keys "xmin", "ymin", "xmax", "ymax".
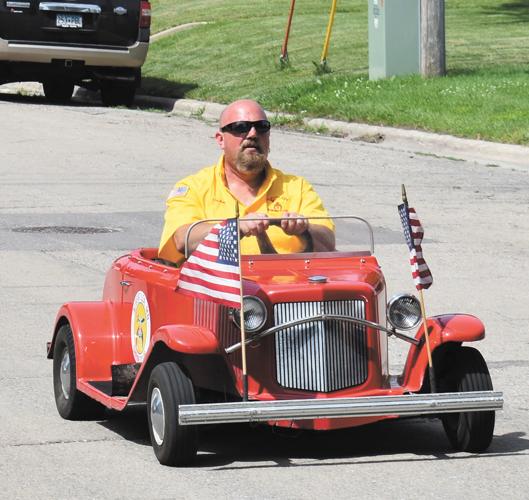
[{"xmin": 275, "ymin": 300, "xmax": 368, "ymax": 392}]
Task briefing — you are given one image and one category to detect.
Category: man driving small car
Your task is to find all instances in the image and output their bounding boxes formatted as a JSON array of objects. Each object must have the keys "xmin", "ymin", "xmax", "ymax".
[{"xmin": 159, "ymin": 99, "xmax": 335, "ymax": 262}]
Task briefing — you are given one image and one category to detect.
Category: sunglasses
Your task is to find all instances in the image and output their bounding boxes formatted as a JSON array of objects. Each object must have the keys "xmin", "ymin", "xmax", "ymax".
[{"xmin": 220, "ymin": 120, "xmax": 271, "ymax": 135}]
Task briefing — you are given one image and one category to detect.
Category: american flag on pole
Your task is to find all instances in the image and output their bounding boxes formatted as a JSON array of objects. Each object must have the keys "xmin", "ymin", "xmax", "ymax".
[
  {"xmin": 177, "ymin": 219, "xmax": 241, "ymax": 308},
  {"xmin": 398, "ymin": 202, "xmax": 433, "ymax": 290}
]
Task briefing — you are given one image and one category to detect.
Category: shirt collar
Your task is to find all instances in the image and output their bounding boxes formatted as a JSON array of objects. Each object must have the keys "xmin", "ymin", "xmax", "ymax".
[{"xmin": 215, "ymin": 154, "xmax": 277, "ymax": 197}]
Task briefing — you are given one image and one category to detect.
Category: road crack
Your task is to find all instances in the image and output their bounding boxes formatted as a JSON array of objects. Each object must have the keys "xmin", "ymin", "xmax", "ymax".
[{"xmin": 5, "ymin": 437, "xmax": 123, "ymax": 448}]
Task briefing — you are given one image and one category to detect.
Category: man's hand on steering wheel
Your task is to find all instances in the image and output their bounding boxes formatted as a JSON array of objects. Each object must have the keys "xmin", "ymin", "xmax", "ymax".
[
  {"xmin": 238, "ymin": 212, "xmax": 315, "ymax": 253},
  {"xmin": 239, "ymin": 212, "xmax": 309, "ymax": 237},
  {"xmin": 239, "ymin": 213, "xmax": 270, "ymax": 237},
  {"xmin": 280, "ymin": 212, "xmax": 309, "ymax": 236}
]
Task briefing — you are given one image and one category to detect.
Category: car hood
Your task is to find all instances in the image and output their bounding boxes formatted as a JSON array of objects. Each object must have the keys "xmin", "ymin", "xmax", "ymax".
[{"xmin": 242, "ymin": 259, "xmax": 385, "ymax": 297}]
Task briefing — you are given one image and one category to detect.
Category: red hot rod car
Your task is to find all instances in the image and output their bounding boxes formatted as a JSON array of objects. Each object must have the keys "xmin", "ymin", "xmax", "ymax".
[{"xmin": 48, "ymin": 216, "xmax": 503, "ymax": 466}]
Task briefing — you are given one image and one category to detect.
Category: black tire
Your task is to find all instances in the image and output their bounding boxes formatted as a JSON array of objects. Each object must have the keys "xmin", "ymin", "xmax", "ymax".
[
  {"xmin": 53, "ymin": 324, "xmax": 105, "ymax": 420},
  {"xmin": 441, "ymin": 346, "xmax": 495, "ymax": 452},
  {"xmin": 147, "ymin": 362, "xmax": 198, "ymax": 466},
  {"xmin": 100, "ymin": 81, "xmax": 136, "ymax": 107},
  {"xmin": 43, "ymin": 79, "xmax": 74, "ymax": 103}
]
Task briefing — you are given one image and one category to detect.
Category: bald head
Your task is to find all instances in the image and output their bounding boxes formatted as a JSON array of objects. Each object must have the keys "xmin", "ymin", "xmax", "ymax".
[
  {"xmin": 219, "ymin": 99, "xmax": 268, "ymax": 129},
  {"xmin": 215, "ymin": 99, "xmax": 271, "ymax": 181}
]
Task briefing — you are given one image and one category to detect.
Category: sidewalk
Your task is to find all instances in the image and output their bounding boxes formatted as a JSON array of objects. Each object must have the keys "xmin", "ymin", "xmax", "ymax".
[{"xmin": 2, "ymin": 82, "xmax": 527, "ymax": 171}]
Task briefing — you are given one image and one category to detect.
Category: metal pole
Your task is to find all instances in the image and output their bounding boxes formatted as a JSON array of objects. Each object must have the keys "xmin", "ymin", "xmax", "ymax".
[
  {"xmin": 420, "ymin": 0, "xmax": 446, "ymax": 76},
  {"xmin": 320, "ymin": 0, "xmax": 338, "ymax": 70},
  {"xmin": 280, "ymin": 0, "xmax": 297, "ymax": 64}
]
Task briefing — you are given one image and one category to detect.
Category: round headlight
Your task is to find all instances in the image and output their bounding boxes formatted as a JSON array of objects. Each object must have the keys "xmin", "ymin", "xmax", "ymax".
[
  {"xmin": 230, "ymin": 296, "xmax": 267, "ymax": 333},
  {"xmin": 387, "ymin": 294, "xmax": 422, "ymax": 330}
]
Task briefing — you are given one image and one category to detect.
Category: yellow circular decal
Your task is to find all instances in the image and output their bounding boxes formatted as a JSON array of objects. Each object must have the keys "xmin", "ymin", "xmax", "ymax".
[{"xmin": 131, "ymin": 291, "xmax": 151, "ymax": 362}]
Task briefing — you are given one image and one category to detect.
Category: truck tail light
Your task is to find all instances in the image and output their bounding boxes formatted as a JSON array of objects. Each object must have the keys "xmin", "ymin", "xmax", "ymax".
[{"xmin": 140, "ymin": 1, "xmax": 151, "ymax": 29}]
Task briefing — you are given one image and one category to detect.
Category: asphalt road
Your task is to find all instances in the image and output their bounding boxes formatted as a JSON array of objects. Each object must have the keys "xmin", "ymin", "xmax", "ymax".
[{"xmin": 1, "ymin": 94, "xmax": 528, "ymax": 499}]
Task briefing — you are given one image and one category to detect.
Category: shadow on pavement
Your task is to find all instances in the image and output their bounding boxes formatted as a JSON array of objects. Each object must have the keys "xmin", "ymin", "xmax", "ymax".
[
  {"xmin": 98, "ymin": 405, "xmax": 150, "ymax": 446},
  {"xmin": 0, "ymin": 80, "xmax": 193, "ymax": 111},
  {"xmin": 97, "ymin": 410, "xmax": 529, "ymax": 468},
  {"xmin": 0, "ymin": 86, "xmax": 95, "ymax": 107}
]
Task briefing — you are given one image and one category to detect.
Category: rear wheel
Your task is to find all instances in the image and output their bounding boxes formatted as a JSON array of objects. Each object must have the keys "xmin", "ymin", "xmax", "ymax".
[
  {"xmin": 53, "ymin": 324, "xmax": 105, "ymax": 420},
  {"xmin": 43, "ymin": 79, "xmax": 74, "ymax": 103},
  {"xmin": 441, "ymin": 346, "xmax": 495, "ymax": 452},
  {"xmin": 100, "ymin": 80, "xmax": 136, "ymax": 107},
  {"xmin": 147, "ymin": 362, "xmax": 198, "ymax": 466}
]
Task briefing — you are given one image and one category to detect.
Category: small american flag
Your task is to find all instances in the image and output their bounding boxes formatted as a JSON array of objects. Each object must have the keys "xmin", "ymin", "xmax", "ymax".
[
  {"xmin": 177, "ymin": 219, "xmax": 241, "ymax": 308},
  {"xmin": 398, "ymin": 202, "xmax": 433, "ymax": 290}
]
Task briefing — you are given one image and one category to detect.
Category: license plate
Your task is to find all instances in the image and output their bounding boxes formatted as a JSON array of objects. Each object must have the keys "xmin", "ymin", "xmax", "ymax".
[{"xmin": 56, "ymin": 13, "xmax": 83, "ymax": 28}]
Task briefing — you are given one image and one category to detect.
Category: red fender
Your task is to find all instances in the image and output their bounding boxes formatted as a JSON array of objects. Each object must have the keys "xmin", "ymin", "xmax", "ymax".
[
  {"xmin": 49, "ymin": 302, "xmax": 117, "ymax": 381},
  {"xmin": 150, "ymin": 325, "xmax": 221, "ymax": 354},
  {"xmin": 122, "ymin": 325, "xmax": 222, "ymax": 407},
  {"xmin": 401, "ymin": 314, "xmax": 485, "ymax": 391}
]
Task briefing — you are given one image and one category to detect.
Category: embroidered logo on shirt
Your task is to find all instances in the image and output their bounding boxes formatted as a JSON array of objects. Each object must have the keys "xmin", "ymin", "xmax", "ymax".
[
  {"xmin": 267, "ymin": 197, "xmax": 285, "ymax": 212},
  {"xmin": 167, "ymin": 185, "xmax": 189, "ymax": 199},
  {"xmin": 267, "ymin": 196, "xmax": 285, "ymax": 212}
]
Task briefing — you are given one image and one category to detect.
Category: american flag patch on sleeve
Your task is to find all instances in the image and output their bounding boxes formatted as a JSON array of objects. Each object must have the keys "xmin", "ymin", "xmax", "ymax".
[{"xmin": 167, "ymin": 185, "xmax": 189, "ymax": 199}]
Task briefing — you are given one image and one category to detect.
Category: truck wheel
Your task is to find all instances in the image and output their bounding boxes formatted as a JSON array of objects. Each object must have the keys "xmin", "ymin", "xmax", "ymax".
[
  {"xmin": 43, "ymin": 80, "xmax": 74, "ymax": 103},
  {"xmin": 100, "ymin": 81, "xmax": 135, "ymax": 107},
  {"xmin": 441, "ymin": 346, "xmax": 495, "ymax": 452},
  {"xmin": 147, "ymin": 362, "xmax": 198, "ymax": 466},
  {"xmin": 53, "ymin": 324, "xmax": 104, "ymax": 420}
]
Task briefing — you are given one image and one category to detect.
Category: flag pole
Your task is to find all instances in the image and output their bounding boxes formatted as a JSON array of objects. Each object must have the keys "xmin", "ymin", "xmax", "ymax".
[
  {"xmin": 235, "ymin": 206, "xmax": 249, "ymax": 401},
  {"xmin": 418, "ymin": 288, "xmax": 436, "ymax": 392},
  {"xmin": 402, "ymin": 185, "xmax": 437, "ymax": 393}
]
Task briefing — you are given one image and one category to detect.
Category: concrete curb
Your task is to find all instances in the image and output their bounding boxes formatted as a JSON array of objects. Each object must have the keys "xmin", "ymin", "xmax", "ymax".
[
  {"xmin": 2, "ymin": 82, "xmax": 527, "ymax": 171},
  {"xmin": 133, "ymin": 95, "xmax": 528, "ymax": 171}
]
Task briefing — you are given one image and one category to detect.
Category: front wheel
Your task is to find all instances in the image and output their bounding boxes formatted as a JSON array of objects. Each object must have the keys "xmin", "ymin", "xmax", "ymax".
[
  {"xmin": 441, "ymin": 346, "xmax": 495, "ymax": 452},
  {"xmin": 147, "ymin": 362, "xmax": 198, "ymax": 466}
]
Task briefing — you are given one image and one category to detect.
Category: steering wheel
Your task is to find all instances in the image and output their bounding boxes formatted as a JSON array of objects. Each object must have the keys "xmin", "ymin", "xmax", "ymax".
[{"xmin": 254, "ymin": 219, "xmax": 313, "ymax": 254}]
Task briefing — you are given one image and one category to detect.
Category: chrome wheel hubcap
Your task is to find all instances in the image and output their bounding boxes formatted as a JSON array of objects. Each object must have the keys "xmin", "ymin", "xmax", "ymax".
[
  {"xmin": 150, "ymin": 387, "xmax": 165, "ymax": 446},
  {"xmin": 59, "ymin": 347, "xmax": 71, "ymax": 400}
]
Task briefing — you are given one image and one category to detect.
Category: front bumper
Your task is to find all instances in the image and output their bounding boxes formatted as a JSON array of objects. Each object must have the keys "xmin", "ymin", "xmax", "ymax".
[
  {"xmin": 0, "ymin": 39, "xmax": 149, "ymax": 67},
  {"xmin": 178, "ymin": 391, "xmax": 503, "ymax": 426}
]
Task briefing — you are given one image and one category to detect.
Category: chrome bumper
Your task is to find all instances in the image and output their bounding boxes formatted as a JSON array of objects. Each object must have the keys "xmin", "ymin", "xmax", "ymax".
[
  {"xmin": 0, "ymin": 39, "xmax": 149, "ymax": 67},
  {"xmin": 178, "ymin": 391, "xmax": 503, "ymax": 426}
]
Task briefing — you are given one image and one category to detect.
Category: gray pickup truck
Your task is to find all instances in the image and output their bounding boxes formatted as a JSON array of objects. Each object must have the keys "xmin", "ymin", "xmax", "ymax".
[{"xmin": 0, "ymin": 0, "xmax": 151, "ymax": 105}]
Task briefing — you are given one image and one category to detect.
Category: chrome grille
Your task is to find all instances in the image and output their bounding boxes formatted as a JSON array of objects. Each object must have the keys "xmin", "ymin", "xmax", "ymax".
[{"xmin": 275, "ymin": 300, "xmax": 368, "ymax": 392}]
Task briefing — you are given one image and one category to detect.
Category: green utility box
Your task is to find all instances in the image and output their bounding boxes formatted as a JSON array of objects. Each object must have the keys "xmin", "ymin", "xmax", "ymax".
[{"xmin": 368, "ymin": 0, "xmax": 420, "ymax": 80}]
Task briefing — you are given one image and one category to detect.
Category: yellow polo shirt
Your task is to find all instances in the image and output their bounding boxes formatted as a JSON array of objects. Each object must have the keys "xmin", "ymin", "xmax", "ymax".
[{"xmin": 159, "ymin": 155, "xmax": 334, "ymax": 262}]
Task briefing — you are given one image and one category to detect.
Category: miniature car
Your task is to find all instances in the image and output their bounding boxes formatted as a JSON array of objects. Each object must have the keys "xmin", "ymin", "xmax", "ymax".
[
  {"xmin": 0, "ymin": 0, "xmax": 151, "ymax": 105},
  {"xmin": 48, "ymin": 216, "xmax": 503, "ymax": 466}
]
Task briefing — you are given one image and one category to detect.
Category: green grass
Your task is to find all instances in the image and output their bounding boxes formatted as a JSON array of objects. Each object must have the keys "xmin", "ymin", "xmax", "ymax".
[{"xmin": 143, "ymin": 0, "xmax": 529, "ymax": 145}]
